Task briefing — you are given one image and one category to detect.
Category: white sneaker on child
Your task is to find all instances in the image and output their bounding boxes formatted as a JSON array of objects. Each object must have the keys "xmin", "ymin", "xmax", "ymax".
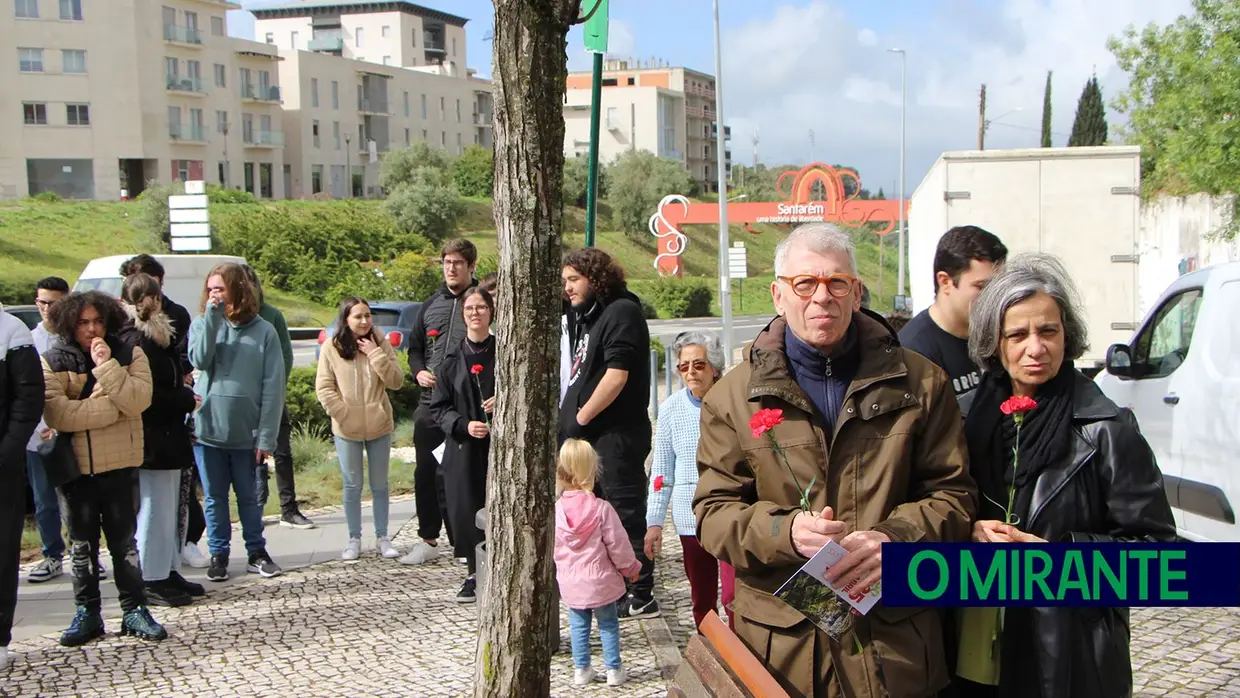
[
  {"xmin": 341, "ymin": 538, "xmax": 361, "ymax": 561},
  {"xmin": 606, "ymin": 666, "xmax": 628, "ymax": 687},
  {"xmin": 573, "ymin": 667, "xmax": 597, "ymax": 686},
  {"xmin": 376, "ymin": 537, "xmax": 400, "ymax": 559}
]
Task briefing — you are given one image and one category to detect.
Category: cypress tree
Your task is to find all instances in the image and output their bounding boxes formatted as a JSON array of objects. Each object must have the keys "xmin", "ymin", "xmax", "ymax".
[
  {"xmin": 1069, "ymin": 76, "xmax": 1109, "ymax": 146},
  {"xmin": 1041, "ymin": 71, "xmax": 1053, "ymax": 147}
]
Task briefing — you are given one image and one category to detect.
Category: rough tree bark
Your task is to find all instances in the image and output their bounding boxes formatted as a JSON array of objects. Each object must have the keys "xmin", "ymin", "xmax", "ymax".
[{"xmin": 475, "ymin": 1, "xmax": 580, "ymax": 696}]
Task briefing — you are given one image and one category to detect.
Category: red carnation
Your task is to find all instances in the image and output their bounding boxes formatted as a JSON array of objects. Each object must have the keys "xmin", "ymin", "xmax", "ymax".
[
  {"xmin": 427, "ymin": 329, "xmax": 440, "ymax": 338},
  {"xmin": 471, "ymin": 364, "xmax": 484, "ymax": 375},
  {"xmin": 653, "ymin": 475, "xmax": 665, "ymax": 492},
  {"xmin": 748, "ymin": 408, "xmax": 785, "ymax": 439},
  {"xmin": 999, "ymin": 395, "xmax": 1037, "ymax": 417}
]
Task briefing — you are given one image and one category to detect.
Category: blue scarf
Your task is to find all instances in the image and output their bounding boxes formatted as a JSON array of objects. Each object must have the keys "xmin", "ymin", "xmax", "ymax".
[{"xmin": 784, "ymin": 323, "xmax": 860, "ymax": 435}]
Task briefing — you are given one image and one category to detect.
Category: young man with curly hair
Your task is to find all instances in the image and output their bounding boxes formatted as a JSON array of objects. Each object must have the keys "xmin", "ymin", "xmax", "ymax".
[{"xmin": 559, "ymin": 248, "xmax": 658, "ymax": 620}]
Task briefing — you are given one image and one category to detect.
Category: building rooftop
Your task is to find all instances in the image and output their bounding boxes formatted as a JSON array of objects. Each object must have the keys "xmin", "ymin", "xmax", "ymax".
[{"xmin": 251, "ymin": 1, "xmax": 468, "ymax": 27}]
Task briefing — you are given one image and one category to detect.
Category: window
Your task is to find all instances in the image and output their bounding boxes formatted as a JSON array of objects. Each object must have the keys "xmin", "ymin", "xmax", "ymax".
[
  {"xmin": 1132, "ymin": 288, "xmax": 1204, "ymax": 378},
  {"xmin": 66, "ymin": 103, "xmax": 89, "ymax": 125},
  {"xmin": 355, "ymin": 28, "xmax": 363, "ymax": 46},
  {"xmin": 23, "ymin": 103, "xmax": 47, "ymax": 125},
  {"xmin": 184, "ymin": 11, "xmax": 198, "ymax": 34},
  {"xmin": 14, "ymin": 0, "xmax": 37, "ymax": 18},
  {"xmin": 382, "ymin": 55, "xmax": 391, "ymax": 66},
  {"xmin": 627, "ymin": 77, "xmax": 635, "ymax": 86},
  {"xmin": 358, "ymin": 123, "xmax": 364, "ymax": 143},
  {"xmin": 439, "ymin": 96, "xmax": 445, "ymax": 120},
  {"xmin": 265, "ymin": 33, "xmax": 274, "ymax": 44},
  {"xmin": 211, "ymin": 16, "xmax": 224, "ymax": 36},
  {"xmin": 403, "ymin": 91, "xmax": 409, "ymax": 117},
  {"xmin": 60, "ymin": 0, "xmax": 82, "ymax": 20},
  {"xmin": 18, "ymin": 48, "xmax": 43, "ymax": 73},
  {"xmin": 216, "ymin": 110, "xmax": 227, "ymax": 133},
  {"xmin": 190, "ymin": 108, "xmax": 204, "ymax": 139},
  {"xmin": 381, "ymin": 25, "xmax": 390, "ymax": 38},
  {"xmin": 455, "ymin": 99, "xmax": 461, "ymax": 123},
  {"xmin": 312, "ymin": 119, "xmax": 320, "ymax": 148},
  {"xmin": 420, "ymin": 94, "xmax": 427, "ymax": 119},
  {"xmin": 174, "ymin": 160, "xmax": 190, "ymax": 181},
  {"xmin": 411, "ymin": 30, "xmax": 416, "ymax": 47},
  {"xmin": 166, "ymin": 56, "xmax": 180, "ymax": 81},
  {"xmin": 440, "ymin": 131, "xmax": 445, "ymax": 146},
  {"xmin": 421, "ymin": 128, "xmax": 427, "ymax": 141},
  {"xmin": 258, "ymin": 69, "xmax": 270, "ymax": 95},
  {"xmin": 290, "ymin": 30, "xmax": 298, "ymax": 48},
  {"xmin": 452, "ymin": 37, "xmax": 456, "ymax": 56},
  {"xmin": 333, "ymin": 121, "xmax": 340, "ymax": 149},
  {"xmin": 311, "ymin": 78, "xmax": 319, "ymax": 107},
  {"xmin": 241, "ymin": 113, "xmax": 253, "ymax": 143},
  {"xmin": 218, "ymin": 162, "xmax": 226, "ymax": 185},
  {"xmin": 456, "ymin": 132, "xmax": 462, "ymax": 154},
  {"xmin": 167, "ymin": 106, "xmax": 181, "ymax": 137},
  {"xmin": 187, "ymin": 59, "xmax": 201, "ymax": 85},
  {"xmin": 214, "ymin": 63, "xmax": 226, "ymax": 87},
  {"xmin": 404, "ymin": 128, "xmax": 410, "ymax": 146},
  {"xmin": 311, "ymin": 165, "xmax": 323, "ymax": 194},
  {"xmin": 331, "ymin": 80, "xmax": 339, "ymax": 109}
]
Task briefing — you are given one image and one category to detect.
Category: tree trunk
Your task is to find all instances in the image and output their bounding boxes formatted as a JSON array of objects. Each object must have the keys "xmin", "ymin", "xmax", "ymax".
[{"xmin": 475, "ymin": 1, "xmax": 579, "ymax": 696}]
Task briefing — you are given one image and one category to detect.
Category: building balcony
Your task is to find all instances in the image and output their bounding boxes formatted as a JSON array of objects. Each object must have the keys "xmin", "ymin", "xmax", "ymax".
[
  {"xmin": 712, "ymin": 123, "xmax": 732, "ymax": 140},
  {"xmin": 685, "ymin": 84, "xmax": 716, "ymax": 100},
  {"xmin": 423, "ymin": 37, "xmax": 446, "ymax": 54},
  {"xmin": 164, "ymin": 24, "xmax": 204, "ymax": 46},
  {"xmin": 169, "ymin": 123, "xmax": 207, "ymax": 143},
  {"xmin": 358, "ymin": 99, "xmax": 388, "ymax": 115},
  {"xmin": 166, "ymin": 76, "xmax": 207, "ymax": 95},
  {"xmin": 243, "ymin": 130, "xmax": 284, "ymax": 148},
  {"xmin": 686, "ymin": 104, "xmax": 716, "ymax": 119},
  {"xmin": 472, "ymin": 112, "xmax": 492, "ymax": 126},
  {"xmin": 308, "ymin": 37, "xmax": 343, "ymax": 53},
  {"xmin": 241, "ymin": 84, "xmax": 282, "ymax": 103}
]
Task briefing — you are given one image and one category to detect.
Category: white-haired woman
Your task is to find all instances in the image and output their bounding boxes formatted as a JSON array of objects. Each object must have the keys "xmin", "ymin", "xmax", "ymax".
[
  {"xmin": 954, "ymin": 253, "xmax": 1176, "ymax": 698},
  {"xmin": 643, "ymin": 331, "xmax": 733, "ymax": 630}
]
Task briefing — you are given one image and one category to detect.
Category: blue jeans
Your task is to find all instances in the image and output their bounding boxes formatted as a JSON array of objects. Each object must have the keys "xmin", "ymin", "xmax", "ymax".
[
  {"xmin": 568, "ymin": 602, "xmax": 621, "ymax": 670},
  {"xmin": 25, "ymin": 451, "xmax": 65, "ymax": 559},
  {"xmin": 334, "ymin": 434, "xmax": 392, "ymax": 540},
  {"xmin": 136, "ymin": 470, "xmax": 182, "ymax": 581},
  {"xmin": 194, "ymin": 445, "xmax": 266, "ymax": 557}
]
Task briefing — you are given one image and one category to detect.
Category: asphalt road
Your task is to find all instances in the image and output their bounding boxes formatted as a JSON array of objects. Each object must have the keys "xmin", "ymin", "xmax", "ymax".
[{"xmin": 290, "ymin": 313, "xmax": 774, "ymax": 368}]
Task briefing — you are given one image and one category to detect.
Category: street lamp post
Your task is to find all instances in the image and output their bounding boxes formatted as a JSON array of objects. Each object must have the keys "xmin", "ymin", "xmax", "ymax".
[
  {"xmin": 344, "ymin": 133, "xmax": 352, "ymax": 198},
  {"xmin": 888, "ymin": 47, "xmax": 907, "ymax": 306},
  {"xmin": 713, "ymin": 0, "xmax": 733, "ymax": 366}
]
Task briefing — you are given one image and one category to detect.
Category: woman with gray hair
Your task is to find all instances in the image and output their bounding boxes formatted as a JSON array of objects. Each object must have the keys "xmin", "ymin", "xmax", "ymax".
[
  {"xmin": 954, "ymin": 253, "xmax": 1176, "ymax": 698},
  {"xmin": 642, "ymin": 331, "xmax": 732, "ymax": 630}
]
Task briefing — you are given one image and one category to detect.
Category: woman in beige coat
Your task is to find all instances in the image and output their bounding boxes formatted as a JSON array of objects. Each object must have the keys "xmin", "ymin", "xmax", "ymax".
[{"xmin": 315, "ymin": 297, "xmax": 405, "ymax": 561}]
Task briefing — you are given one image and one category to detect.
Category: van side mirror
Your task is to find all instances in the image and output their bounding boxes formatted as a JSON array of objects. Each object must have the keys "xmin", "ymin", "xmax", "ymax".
[{"xmin": 1106, "ymin": 343, "xmax": 1134, "ymax": 378}]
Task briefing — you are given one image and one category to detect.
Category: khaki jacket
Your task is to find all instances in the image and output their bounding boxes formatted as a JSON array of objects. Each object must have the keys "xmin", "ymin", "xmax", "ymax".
[
  {"xmin": 315, "ymin": 337, "xmax": 404, "ymax": 441},
  {"xmin": 693, "ymin": 312, "xmax": 977, "ymax": 698},
  {"xmin": 42, "ymin": 339, "xmax": 152, "ymax": 476}
]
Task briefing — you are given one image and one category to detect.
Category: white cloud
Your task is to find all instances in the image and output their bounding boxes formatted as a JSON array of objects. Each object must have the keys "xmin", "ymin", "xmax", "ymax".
[{"xmin": 721, "ymin": 0, "xmax": 1193, "ymax": 195}]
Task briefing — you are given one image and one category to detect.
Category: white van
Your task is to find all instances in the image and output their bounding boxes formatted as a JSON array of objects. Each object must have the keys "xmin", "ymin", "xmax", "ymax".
[
  {"xmin": 1094, "ymin": 261, "xmax": 1240, "ymax": 541},
  {"xmin": 73, "ymin": 254, "xmax": 246, "ymax": 318}
]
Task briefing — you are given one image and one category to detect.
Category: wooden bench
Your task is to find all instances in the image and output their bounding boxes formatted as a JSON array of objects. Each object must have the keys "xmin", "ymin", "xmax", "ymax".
[{"xmin": 666, "ymin": 611, "xmax": 790, "ymax": 698}]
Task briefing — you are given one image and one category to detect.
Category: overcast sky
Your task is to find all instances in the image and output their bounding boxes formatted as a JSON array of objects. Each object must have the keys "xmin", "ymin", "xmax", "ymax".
[{"xmin": 231, "ymin": 0, "xmax": 1192, "ymax": 195}]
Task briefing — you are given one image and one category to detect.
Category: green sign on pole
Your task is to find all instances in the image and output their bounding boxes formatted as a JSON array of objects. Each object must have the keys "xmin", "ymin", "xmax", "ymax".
[{"xmin": 583, "ymin": 0, "xmax": 609, "ymax": 54}]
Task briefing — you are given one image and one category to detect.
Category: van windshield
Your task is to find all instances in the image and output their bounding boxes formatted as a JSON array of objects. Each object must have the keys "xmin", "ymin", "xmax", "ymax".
[{"xmin": 74, "ymin": 278, "xmax": 123, "ymax": 298}]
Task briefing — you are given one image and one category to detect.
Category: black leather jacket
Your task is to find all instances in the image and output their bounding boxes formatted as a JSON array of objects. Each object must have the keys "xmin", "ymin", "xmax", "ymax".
[{"xmin": 960, "ymin": 370, "xmax": 1178, "ymax": 698}]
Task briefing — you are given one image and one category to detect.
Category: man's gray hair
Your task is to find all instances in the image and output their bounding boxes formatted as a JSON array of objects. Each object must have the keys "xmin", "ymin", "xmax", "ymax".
[
  {"xmin": 968, "ymin": 252, "xmax": 1090, "ymax": 372},
  {"xmin": 773, "ymin": 223, "xmax": 858, "ymax": 276},
  {"xmin": 672, "ymin": 330, "xmax": 726, "ymax": 376}
]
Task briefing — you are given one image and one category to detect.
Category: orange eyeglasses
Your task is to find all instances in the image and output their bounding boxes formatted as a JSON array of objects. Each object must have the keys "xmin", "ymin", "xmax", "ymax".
[{"xmin": 776, "ymin": 273, "xmax": 858, "ymax": 299}]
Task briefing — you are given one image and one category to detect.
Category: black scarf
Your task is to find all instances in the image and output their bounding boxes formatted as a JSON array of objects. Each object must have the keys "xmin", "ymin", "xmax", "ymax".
[{"xmin": 965, "ymin": 368, "xmax": 1075, "ymax": 526}]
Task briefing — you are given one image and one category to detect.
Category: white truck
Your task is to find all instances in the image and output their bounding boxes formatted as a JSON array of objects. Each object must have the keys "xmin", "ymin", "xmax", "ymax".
[
  {"xmin": 72, "ymin": 254, "xmax": 245, "ymax": 317},
  {"xmin": 908, "ymin": 145, "xmax": 1143, "ymax": 371}
]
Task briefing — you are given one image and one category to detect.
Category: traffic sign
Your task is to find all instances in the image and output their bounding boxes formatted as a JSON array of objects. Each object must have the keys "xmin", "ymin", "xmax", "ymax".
[
  {"xmin": 583, "ymin": 0, "xmax": 609, "ymax": 54},
  {"xmin": 728, "ymin": 241, "xmax": 747, "ymax": 279},
  {"xmin": 168, "ymin": 181, "xmax": 211, "ymax": 252}
]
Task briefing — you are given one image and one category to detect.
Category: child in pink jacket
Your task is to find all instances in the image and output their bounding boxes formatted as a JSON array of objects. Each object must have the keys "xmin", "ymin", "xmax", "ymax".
[{"xmin": 555, "ymin": 439, "xmax": 641, "ymax": 688}]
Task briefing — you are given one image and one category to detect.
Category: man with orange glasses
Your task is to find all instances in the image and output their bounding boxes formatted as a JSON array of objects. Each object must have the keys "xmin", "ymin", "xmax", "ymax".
[{"xmin": 693, "ymin": 222, "xmax": 976, "ymax": 697}]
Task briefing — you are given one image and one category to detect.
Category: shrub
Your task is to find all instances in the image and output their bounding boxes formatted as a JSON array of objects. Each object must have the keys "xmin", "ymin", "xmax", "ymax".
[
  {"xmin": 453, "ymin": 145, "xmax": 494, "ymax": 198},
  {"xmin": 639, "ymin": 297, "xmax": 658, "ymax": 320},
  {"xmin": 650, "ymin": 336, "xmax": 666, "ymax": 371},
  {"xmin": 205, "ymin": 184, "xmax": 257, "ymax": 204},
  {"xmin": 380, "ymin": 142, "xmax": 454, "ymax": 192},
  {"xmin": 609, "ymin": 150, "xmax": 694, "ymax": 240},
  {"xmin": 133, "ymin": 179, "xmax": 183, "ymax": 252},
  {"xmin": 30, "ymin": 191, "xmax": 62, "ymax": 203},
  {"xmin": 647, "ymin": 277, "xmax": 713, "ymax": 318},
  {"xmin": 385, "ymin": 179, "xmax": 466, "ymax": 245},
  {"xmin": 0, "ymin": 279, "xmax": 34, "ymax": 306},
  {"xmin": 392, "ymin": 418, "xmax": 415, "ymax": 448},
  {"xmin": 563, "ymin": 156, "xmax": 607, "ymax": 208},
  {"xmin": 381, "ymin": 251, "xmax": 443, "ymax": 302},
  {"xmin": 289, "ymin": 423, "xmax": 335, "ymax": 472}
]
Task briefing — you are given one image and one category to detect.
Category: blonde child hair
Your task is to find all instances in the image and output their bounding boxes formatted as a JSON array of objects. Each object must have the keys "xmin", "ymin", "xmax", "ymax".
[{"xmin": 557, "ymin": 439, "xmax": 598, "ymax": 496}]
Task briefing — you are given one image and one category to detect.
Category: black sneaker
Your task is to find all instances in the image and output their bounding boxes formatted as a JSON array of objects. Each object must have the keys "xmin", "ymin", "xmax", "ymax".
[
  {"xmin": 618, "ymin": 595, "xmax": 661, "ymax": 621},
  {"xmin": 59, "ymin": 606, "xmax": 105, "ymax": 647},
  {"xmin": 207, "ymin": 553, "xmax": 229, "ymax": 582},
  {"xmin": 455, "ymin": 576, "xmax": 477, "ymax": 604},
  {"xmin": 167, "ymin": 571, "xmax": 206, "ymax": 597},
  {"xmin": 247, "ymin": 550, "xmax": 282, "ymax": 578},
  {"xmin": 144, "ymin": 580, "xmax": 192, "ymax": 608},
  {"xmin": 280, "ymin": 511, "xmax": 316, "ymax": 530},
  {"xmin": 120, "ymin": 606, "xmax": 167, "ymax": 642}
]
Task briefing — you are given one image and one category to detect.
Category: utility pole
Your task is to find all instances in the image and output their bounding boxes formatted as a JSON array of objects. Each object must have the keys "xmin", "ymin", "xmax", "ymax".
[
  {"xmin": 978, "ymin": 82, "xmax": 987, "ymax": 150},
  {"xmin": 712, "ymin": 0, "xmax": 732, "ymax": 366},
  {"xmin": 888, "ymin": 47, "xmax": 907, "ymax": 302},
  {"xmin": 582, "ymin": 0, "xmax": 608, "ymax": 248}
]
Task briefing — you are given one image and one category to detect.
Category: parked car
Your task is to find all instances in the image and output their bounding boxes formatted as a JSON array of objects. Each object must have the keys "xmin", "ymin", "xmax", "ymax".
[
  {"xmin": 73, "ymin": 254, "xmax": 247, "ymax": 318},
  {"xmin": 4, "ymin": 304, "xmax": 41, "ymax": 330},
  {"xmin": 1095, "ymin": 260, "xmax": 1240, "ymax": 542},
  {"xmin": 316, "ymin": 300, "xmax": 422, "ymax": 360}
]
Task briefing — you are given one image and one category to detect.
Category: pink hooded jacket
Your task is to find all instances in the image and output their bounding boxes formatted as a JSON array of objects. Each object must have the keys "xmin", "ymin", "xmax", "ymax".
[{"xmin": 554, "ymin": 490, "xmax": 642, "ymax": 610}]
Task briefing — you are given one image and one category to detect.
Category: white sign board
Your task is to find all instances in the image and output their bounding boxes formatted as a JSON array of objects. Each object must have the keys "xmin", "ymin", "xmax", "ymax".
[
  {"xmin": 168, "ymin": 194, "xmax": 208, "ymax": 210},
  {"xmin": 168, "ymin": 182, "xmax": 210, "ymax": 251},
  {"xmin": 184, "ymin": 180, "xmax": 206, "ymax": 195},
  {"xmin": 170, "ymin": 222, "xmax": 211, "ymax": 238},
  {"xmin": 170, "ymin": 236, "xmax": 212, "ymax": 252},
  {"xmin": 728, "ymin": 242, "xmax": 747, "ymax": 279},
  {"xmin": 169, "ymin": 208, "xmax": 210, "ymax": 223}
]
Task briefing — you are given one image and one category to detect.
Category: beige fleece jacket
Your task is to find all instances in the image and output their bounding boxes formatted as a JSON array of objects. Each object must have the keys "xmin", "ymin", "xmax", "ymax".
[{"xmin": 315, "ymin": 337, "xmax": 404, "ymax": 441}]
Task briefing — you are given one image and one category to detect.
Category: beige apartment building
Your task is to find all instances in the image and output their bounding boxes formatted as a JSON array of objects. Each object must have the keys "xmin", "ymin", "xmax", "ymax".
[
  {"xmin": 564, "ymin": 60, "xmax": 731, "ymax": 193},
  {"xmin": 1, "ymin": 0, "xmax": 288, "ymax": 201}
]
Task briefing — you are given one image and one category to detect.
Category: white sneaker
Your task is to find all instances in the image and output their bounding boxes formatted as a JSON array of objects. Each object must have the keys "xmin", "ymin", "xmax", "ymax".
[
  {"xmin": 606, "ymin": 666, "xmax": 628, "ymax": 687},
  {"xmin": 341, "ymin": 538, "xmax": 362, "ymax": 561},
  {"xmin": 182, "ymin": 542, "xmax": 210, "ymax": 569},
  {"xmin": 398, "ymin": 540, "xmax": 439, "ymax": 566},
  {"xmin": 573, "ymin": 667, "xmax": 596, "ymax": 686},
  {"xmin": 0, "ymin": 646, "xmax": 11, "ymax": 669},
  {"xmin": 376, "ymin": 537, "xmax": 400, "ymax": 559}
]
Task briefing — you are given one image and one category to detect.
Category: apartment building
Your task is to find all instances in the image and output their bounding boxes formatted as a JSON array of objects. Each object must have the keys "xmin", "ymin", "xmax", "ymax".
[
  {"xmin": 1, "ymin": 0, "xmax": 288, "ymax": 201},
  {"xmin": 563, "ymin": 60, "xmax": 731, "ymax": 193}
]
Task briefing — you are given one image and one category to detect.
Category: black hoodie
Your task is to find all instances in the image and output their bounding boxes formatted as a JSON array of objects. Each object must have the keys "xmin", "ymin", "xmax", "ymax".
[
  {"xmin": 560, "ymin": 289, "xmax": 650, "ymax": 439},
  {"xmin": 408, "ymin": 279, "xmax": 478, "ymax": 405}
]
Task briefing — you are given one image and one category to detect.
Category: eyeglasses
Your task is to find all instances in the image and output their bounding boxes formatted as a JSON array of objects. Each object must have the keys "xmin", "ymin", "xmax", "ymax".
[
  {"xmin": 463, "ymin": 305, "xmax": 490, "ymax": 315},
  {"xmin": 677, "ymin": 360, "xmax": 710, "ymax": 374},
  {"xmin": 35, "ymin": 299, "xmax": 56, "ymax": 307},
  {"xmin": 442, "ymin": 258, "xmax": 469, "ymax": 268},
  {"xmin": 777, "ymin": 273, "xmax": 858, "ymax": 299}
]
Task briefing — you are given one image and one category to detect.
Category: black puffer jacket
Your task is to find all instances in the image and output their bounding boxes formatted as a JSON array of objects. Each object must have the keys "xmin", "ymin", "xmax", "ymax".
[
  {"xmin": 0, "ymin": 310, "xmax": 45, "ymax": 468},
  {"xmin": 960, "ymin": 370, "xmax": 1178, "ymax": 698},
  {"xmin": 116, "ymin": 305, "xmax": 196, "ymax": 471},
  {"xmin": 408, "ymin": 280, "xmax": 477, "ymax": 405}
]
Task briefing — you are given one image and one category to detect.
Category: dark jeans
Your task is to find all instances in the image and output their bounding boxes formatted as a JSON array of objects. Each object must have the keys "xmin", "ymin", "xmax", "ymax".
[
  {"xmin": 257, "ymin": 406, "xmax": 298, "ymax": 515},
  {"xmin": 591, "ymin": 426, "xmax": 654, "ymax": 601},
  {"xmin": 61, "ymin": 468, "xmax": 147, "ymax": 614},
  {"xmin": 26, "ymin": 450, "xmax": 65, "ymax": 559},
  {"xmin": 1, "ymin": 460, "xmax": 26, "ymax": 647},
  {"xmin": 413, "ymin": 405, "xmax": 453, "ymax": 545}
]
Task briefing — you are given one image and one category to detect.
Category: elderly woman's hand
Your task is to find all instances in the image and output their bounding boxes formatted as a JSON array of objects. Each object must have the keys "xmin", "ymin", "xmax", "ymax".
[{"xmin": 644, "ymin": 526, "xmax": 663, "ymax": 559}]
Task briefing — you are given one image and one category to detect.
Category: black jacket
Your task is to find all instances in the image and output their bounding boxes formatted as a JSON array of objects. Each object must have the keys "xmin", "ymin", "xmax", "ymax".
[
  {"xmin": 559, "ymin": 289, "xmax": 650, "ymax": 440},
  {"xmin": 0, "ymin": 311, "xmax": 45, "ymax": 468},
  {"xmin": 429, "ymin": 338, "xmax": 492, "ymax": 559},
  {"xmin": 960, "ymin": 370, "xmax": 1178, "ymax": 698},
  {"xmin": 116, "ymin": 307, "xmax": 196, "ymax": 471},
  {"xmin": 161, "ymin": 293, "xmax": 192, "ymax": 376},
  {"xmin": 408, "ymin": 280, "xmax": 477, "ymax": 405}
]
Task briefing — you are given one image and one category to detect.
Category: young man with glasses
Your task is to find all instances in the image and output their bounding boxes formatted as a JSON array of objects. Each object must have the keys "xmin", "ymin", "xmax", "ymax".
[
  {"xmin": 25, "ymin": 277, "xmax": 70, "ymax": 584},
  {"xmin": 693, "ymin": 223, "xmax": 974, "ymax": 697},
  {"xmin": 401, "ymin": 238, "xmax": 478, "ymax": 566}
]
